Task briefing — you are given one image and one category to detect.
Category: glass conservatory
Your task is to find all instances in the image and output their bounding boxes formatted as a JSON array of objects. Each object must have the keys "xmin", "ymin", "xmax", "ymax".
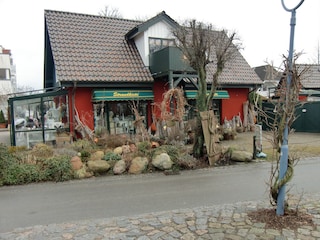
[{"xmin": 8, "ymin": 88, "xmax": 69, "ymax": 148}]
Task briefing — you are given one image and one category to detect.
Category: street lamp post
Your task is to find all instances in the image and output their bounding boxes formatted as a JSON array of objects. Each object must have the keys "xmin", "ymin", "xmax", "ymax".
[{"xmin": 277, "ymin": 0, "xmax": 304, "ymax": 216}]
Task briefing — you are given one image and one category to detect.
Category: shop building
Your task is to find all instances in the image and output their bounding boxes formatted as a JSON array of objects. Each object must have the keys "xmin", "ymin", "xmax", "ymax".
[{"xmin": 9, "ymin": 10, "xmax": 262, "ymax": 147}]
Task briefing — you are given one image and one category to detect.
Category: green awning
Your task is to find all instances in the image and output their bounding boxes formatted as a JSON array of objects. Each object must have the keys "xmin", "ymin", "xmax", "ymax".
[
  {"xmin": 185, "ymin": 90, "xmax": 229, "ymax": 99},
  {"xmin": 93, "ymin": 90, "xmax": 154, "ymax": 101}
]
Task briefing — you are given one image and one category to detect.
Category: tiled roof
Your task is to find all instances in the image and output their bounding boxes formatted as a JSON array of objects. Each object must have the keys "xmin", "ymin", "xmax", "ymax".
[
  {"xmin": 298, "ymin": 64, "xmax": 320, "ymax": 89},
  {"xmin": 253, "ymin": 65, "xmax": 282, "ymax": 81},
  {"xmin": 206, "ymin": 46, "xmax": 262, "ymax": 85},
  {"xmin": 45, "ymin": 10, "xmax": 262, "ymax": 86},
  {"xmin": 210, "ymin": 52, "xmax": 262, "ymax": 85},
  {"xmin": 45, "ymin": 10, "xmax": 153, "ymax": 83}
]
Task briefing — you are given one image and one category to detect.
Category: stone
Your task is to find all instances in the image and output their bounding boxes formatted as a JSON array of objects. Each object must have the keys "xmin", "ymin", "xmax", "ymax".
[
  {"xmin": 89, "ymin": 150, "xmax": 104, "ymax": 161},
  {"xmin": 113, "ymin": 160, "xmax": 127, "ymax": 175},
  {"xmin": 128, "ymin": 157, "xmax": 148, "ymax": 174},
  {"xmin": 231, "ymin": 150, "xmax": 253, "ymax": 162},
  {"xmin": 114, "ymin": 146, "xmax": 123, "ymax": 155},
  {"xmin": 129, "ymin": 143, "xmax": 137, "ymax": 152},
  {"xmin": 87, "ymin": 160, "xmax": 110, "ymax": 173},
  {"xmin": 74, "ymin": 166, "xmax": 92, "ymax": 179},
  {"xmin": 70, "ymin": 156, "xmax": 83, "ymax": 170},
  {"xmin": 122, "ymin": 145, "xmax": 131, "ymax": 154},
  {"xmin": 152, "ymin": 153, "xmax": 173, "ymax": 170}
]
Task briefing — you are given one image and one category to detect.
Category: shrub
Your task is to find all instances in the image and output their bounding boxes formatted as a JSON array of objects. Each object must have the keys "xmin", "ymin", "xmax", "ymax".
[
  {"xmin": 152, "ymin": 145, "xmax": 179, "ymax": 163},
  {"xmin": 0, "ymin": 110, "xmax": 5, "ymax": 124},
  {"xmin": 2, "ymin": 164, "xmax": 44, "ymax": 185},
  {"xmin": 30, "ymin": 143, "xmax": 54, "ymax": 159},
  {"xmin": 8, "ymin": 146, "xmax": 28, "ymax": 153},
  {"xmin": 72, "ymin": 139, "xmax": 95, "ymax": 152},
  {"xmin": 1, "ymin": 142, "xmax": 74, "ymax": 185},
  {"xmin": 137, "ymin": 141, "xmax": 151, "ymax": 157},
  {"xmin": 102, "ymin": 152, "xmax": 122, "ymax": 161},
  {"xmin": 0, "ymin": 143, "xmax": 18, "ymax": 185},
  {"xmin": 38, "ymin": 155, "xmax": 73, "ymax": 182}
]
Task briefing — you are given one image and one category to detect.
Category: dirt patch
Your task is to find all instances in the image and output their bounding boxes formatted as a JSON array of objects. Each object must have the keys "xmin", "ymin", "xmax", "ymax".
[{"xmin": 248, "ymin": 208, "xmax": 315, "ymax": 230}]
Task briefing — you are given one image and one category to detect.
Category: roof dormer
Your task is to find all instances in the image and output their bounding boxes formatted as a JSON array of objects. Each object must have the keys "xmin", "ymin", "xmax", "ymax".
[{"xmin": 126, "ymin": 11, "xmax": 178, "ymax": 66}]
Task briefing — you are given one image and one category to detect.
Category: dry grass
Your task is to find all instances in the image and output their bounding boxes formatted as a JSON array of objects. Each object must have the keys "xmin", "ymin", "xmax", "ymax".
[{"xmin": 220, "ymin": 131, "xmax": 320, "ymax": 161}]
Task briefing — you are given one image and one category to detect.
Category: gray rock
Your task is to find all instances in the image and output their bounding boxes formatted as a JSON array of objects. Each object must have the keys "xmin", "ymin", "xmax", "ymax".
[
  {"xmin": 89, "ymin": 151, "xmax": 104, "ymax": 161},
  {"xmin": 113, "ymin": 160, "xmax": 126, "ymax": 175},
  {"xmin": 152, "ymin": 153, "xmax": 173, "ymax": 170},
  {"xmin": 87, "ymin": 160, "xmax": 111, "ymax": 173},
  {"xmin": 231, "ymin": 150, "xmax": 253, "ymax": 162},
  {"xmin": 128, "ymin": 157, "xmax": 148, "ymax": 174}
]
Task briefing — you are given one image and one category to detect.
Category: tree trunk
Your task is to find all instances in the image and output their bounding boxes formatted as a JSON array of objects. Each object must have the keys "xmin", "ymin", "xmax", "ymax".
[
  {"xmin": 193, "ymin": 68, "xmax": 207, "ymax": 158},
  {"xmin": 193, "ymin": 115, "xmax": 204, "ymax": 158}
]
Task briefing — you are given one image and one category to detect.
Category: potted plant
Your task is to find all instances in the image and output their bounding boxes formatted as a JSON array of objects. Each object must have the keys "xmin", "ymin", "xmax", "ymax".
[{"xmin": 0, "ymin": 110, "xmax": 6, "ymax": 128}]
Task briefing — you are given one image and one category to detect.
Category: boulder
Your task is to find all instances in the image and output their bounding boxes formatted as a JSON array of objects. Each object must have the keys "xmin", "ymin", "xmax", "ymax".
[
  {"xmin": 89, "ymin": 151, "xmax": 105, "ymax": 161},
  {"xmin": 122, "ymin": 145, "xmax": 131, "ymax": 154},
  {"xmin": 231, "ymin": 150, "xmax": 253, "ymax": 162},
  {"xmin": 114, "ymin": 147, "xmax": 123, "ymax": 155},
  {"xmin": 74, "ymin": 166, "xmax": 93, "ymax": 179},
  {"xmin": 113, "ymin": 160, "xmax": 126, "ymax": 175},
  {"xmin": 70, "ymin": 156, "xmax": 83, "ymax": 170},
  {"xmin": 87, "ymin": 160, "xmax": 111, "ymax": 173},
  {"xmin": 128, "ymin": 157, "xmax": 148, "ymax": 174},
  {"xmin": 129, "ymin": 143, "xmax": 137, "ymax": 153},
  {"xmin": 152, "ymin": 153, "xmax": 173, "ymax": 170}
]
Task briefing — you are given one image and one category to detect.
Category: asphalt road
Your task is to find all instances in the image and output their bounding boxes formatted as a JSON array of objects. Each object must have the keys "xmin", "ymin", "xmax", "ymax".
[{"xmin": 0, "ymin": 157, "xmax": 319, "ymax": 233}]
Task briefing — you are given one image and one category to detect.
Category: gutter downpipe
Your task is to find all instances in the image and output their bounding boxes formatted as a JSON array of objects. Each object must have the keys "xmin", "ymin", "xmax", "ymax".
[{"xmin": 71, "ymin": 81, "xmax": 77, "ymax": 140}]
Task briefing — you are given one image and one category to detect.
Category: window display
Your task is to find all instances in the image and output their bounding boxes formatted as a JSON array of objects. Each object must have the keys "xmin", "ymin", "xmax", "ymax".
[{"xmin": 9, "ymin": 90, "xmax": 69, "ymax": 148}]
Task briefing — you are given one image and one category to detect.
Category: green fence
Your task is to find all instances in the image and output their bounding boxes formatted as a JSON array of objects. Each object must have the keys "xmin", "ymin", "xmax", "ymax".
[{"xmin": 261, "ymin": 101, "xmax": 320, "ymax": 133}]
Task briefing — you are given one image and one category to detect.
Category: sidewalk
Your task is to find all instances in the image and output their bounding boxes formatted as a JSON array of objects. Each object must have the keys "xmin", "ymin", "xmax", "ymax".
[
  {"xmin": 1, "ymin": 131, "xmax": 319, "ymax": 239},
  {"xmin": 0, "ymin": 193, "xmax": 319, "ymax": 239}
]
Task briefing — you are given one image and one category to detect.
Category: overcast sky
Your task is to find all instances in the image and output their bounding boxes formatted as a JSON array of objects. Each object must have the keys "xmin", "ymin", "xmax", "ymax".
[{"xmin": 1, "ymin": 0, "xmax": 319, "ymax": 90}]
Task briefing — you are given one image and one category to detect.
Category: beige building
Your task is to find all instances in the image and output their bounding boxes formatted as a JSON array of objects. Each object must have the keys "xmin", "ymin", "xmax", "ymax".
[{"xmin": 0, "ymin": 45, "xmax": 16, "ymax": 118}]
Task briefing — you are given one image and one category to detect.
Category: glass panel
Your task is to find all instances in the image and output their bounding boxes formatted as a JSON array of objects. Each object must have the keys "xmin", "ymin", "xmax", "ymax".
[
  {"xmin": 94, "ymin": 101, "xmax": 148, "ymax": 135},
  {"xmin": 12, "ymin": 94, "xmax": 69, "ymax": 148}
]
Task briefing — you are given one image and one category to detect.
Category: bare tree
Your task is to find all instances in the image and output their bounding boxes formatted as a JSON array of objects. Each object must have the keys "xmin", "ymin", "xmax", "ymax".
[
  {"xmin": 99, "ymin": 6, "xmax": 123, "ymax": 18},
  {"xmin": 173, "ymin": 20, "xmax": 240, "ymax": 158},
  {"xmin": 258, "ymin": 53, "xmax": 309, "ymax": 211}
]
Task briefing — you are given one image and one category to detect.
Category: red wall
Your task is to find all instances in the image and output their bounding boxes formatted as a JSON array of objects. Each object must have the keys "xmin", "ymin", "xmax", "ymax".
[
  {"xmin": 68, "ymin": 87, "xmax": 94, "ymax": 133},
  {"xmin": 153, "ymin": 79, "xmax": 169, "ymax": 119},
  {"xmin": 221, "ymin": 88, "xmax": 249, "ymax": 123}
]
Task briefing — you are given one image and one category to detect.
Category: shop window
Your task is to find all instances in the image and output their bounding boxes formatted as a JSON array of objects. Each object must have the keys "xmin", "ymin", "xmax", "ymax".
[{"xmin": 94, "ymin": 101, "xmax": 148, "ymax": 135}]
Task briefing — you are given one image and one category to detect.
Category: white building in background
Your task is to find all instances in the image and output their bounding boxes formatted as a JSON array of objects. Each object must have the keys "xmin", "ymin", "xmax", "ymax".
[{"xmin": 0, "ymin": 45, "xmax": 16, "ymax": 118}]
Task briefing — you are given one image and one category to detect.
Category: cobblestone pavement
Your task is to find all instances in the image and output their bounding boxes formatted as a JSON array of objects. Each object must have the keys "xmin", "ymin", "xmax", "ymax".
[{"xmin": 1, "ymin": 193, "xmax": 319, "ymax": 240}]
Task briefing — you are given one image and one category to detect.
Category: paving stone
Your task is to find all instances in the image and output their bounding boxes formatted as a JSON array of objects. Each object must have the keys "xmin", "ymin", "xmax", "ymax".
[{"xmin": 0, "ymin": 194, "xmax": 319, "ymax": 240}]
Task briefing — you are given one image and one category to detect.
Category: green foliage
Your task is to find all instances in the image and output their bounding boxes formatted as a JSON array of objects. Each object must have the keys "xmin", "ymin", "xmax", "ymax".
[
  {"xmin": 0, "ymin": 143, "xmax": 17, "ymax": 185},
  {"xmin": 137, "ymin": 141, "xmax": 151, "ymax": 157},
  {"xmin": 102, "ymin": 152, "xmax": 121, "ymax": 161},
  {"xmin": 152, "ymin": 145, "xmax": 179, "ymax": 163},
  {"xmin": 37, "ymin": 156, "xmax": 73, "ymax": 182},
  {"xmin": 0, "ymin": 110, "xmax": 5, "ymax": 123},
  {"xmin": 0, "ymin": 142, "xmax": 73, "ymax": 185},
  {"xmin": 79, "ymin": 150, "xmax": 90, "ymax": 158},
  {"xmin": 2, "ymin": 164, "xmax": 44, "ymax": 185}
]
